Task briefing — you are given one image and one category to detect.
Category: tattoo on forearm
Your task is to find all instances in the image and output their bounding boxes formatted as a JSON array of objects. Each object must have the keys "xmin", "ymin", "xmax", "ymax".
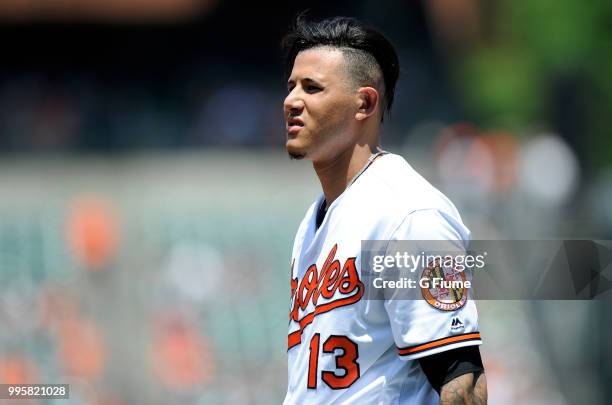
[
  {"xmin": 472, "ymin": 372, "xmax": 487, "ymax": 405},
  {"xmin": 440, "ymin": 372, "xmax": 487, "ymax": 405}
]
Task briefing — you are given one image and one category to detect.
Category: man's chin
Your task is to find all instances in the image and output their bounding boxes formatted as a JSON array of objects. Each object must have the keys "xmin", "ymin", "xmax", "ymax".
[{"xmin": 286, "ymin": 142, "xmax": 307, "ymax": 160}]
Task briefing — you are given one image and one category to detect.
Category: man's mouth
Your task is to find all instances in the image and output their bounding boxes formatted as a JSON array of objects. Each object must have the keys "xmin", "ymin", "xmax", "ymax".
[
  {"xmin": 287, "ymin": 118, "xmax": 304, "ymax": 135},
  {"xmin": 287, "ymin": 117, "xmax": 304, "ymax": 126}
]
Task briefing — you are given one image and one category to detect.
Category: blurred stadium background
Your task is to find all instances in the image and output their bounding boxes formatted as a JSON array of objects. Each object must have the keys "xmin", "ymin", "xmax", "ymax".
[{"xmin": 1, "ymin": 0, "xmax": 611, "ymax": 404}]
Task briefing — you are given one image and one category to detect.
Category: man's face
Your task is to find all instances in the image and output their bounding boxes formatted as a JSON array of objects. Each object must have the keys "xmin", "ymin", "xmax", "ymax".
[{"xmin": 284, "ymin": 47, "xmax": 359, "ymax": 161}]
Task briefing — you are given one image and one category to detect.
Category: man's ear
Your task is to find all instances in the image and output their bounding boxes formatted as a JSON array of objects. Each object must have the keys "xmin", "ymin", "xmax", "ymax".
[{"xmin": 355, "ymin": 87, "xmax": 380, "ymax": 121}]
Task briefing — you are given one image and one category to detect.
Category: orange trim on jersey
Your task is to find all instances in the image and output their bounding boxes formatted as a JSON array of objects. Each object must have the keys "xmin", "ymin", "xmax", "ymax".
[
  {"xmin": 397, "ymin": 332, "xmax": 481, "ymax": 356},
  {"xmin": 287, "ymin": 288, "xmax": 363, "ymax": 351},
  {"xmin": 288, "ymin": 330, "xmax": 301, "ymax": 349}
]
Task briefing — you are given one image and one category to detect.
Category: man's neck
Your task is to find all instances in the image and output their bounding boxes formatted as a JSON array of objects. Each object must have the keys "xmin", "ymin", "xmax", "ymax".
[{"xmin": 313, "ymin": 142, "xmax": 380, "ymax": 208}]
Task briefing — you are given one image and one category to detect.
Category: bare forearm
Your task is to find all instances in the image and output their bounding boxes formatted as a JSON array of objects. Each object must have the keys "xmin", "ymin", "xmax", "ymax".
[{"xmin": 440, "ymin": 372, "xmax": 487, "ymax": 405}]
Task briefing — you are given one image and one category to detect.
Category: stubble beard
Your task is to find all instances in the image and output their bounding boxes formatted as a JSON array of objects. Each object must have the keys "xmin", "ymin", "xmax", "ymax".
[
  {"xmin": 286, "ymin": 137, "xmax": 307, "ymax": 160},
  {"xmin": 288, "ymin": 151, "xmax": 306, "ymax": 160}
]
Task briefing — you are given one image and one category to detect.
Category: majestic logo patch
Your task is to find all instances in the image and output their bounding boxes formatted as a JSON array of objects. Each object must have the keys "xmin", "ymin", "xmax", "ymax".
[
  {"xmin": 420, "ymin": 257, "xmax": 468, "ymax": 311},
  {"xmin": 288, "ymin": 244, "xmax": 363, "ymax": 349},
  {"xmin": 451, "ymin": 316, "xmax": 464, "ymax": 331}
]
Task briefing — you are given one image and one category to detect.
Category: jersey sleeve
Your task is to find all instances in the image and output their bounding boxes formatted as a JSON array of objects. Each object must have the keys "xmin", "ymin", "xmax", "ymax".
[{"xmin": 383, "ymin": 209, "xmax": 482, "ymax": 360}]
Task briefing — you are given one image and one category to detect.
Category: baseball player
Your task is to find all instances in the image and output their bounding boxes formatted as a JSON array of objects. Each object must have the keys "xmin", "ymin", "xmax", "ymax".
[{"xmin": 282, "ymin": 16, "xmax": 487, "ymax": 404}]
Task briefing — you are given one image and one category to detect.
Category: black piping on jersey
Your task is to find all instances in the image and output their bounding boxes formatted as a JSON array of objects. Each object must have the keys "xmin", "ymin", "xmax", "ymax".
[{"xmin": 316, "ymin": 199, "xmax": 327, "ymax": 229}]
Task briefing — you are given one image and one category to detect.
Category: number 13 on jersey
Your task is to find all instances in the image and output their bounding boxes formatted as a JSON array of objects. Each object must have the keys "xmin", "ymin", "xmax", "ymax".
[{"xmin": 307, "ymin": 334, "xmax": 360, "ymax": 389}]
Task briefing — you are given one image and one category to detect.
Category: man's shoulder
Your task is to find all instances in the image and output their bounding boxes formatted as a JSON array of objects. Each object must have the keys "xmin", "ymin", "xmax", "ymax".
[
  {"xmin": 361, "ymin": 153, "xmax": 458, "ymax": 215},
  {"xmin": 323, "ymin": 153, "xmax": 468, "ymax": 241}
]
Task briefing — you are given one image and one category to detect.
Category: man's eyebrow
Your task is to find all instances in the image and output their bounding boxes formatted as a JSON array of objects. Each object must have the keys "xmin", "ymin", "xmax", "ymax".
[
  {"xmin": 287, "ymin": 77, "xmax": 322, "ymax": 87},
  {"xmin": 303, "ymin": 77, "xmax": 322, "ymax": 84}
]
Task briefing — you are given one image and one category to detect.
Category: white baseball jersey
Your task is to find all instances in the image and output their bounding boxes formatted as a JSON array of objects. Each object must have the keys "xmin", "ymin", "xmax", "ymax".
[{"xmin": 284, "ymin": 153, "xmax": 481, "ymax": 405}]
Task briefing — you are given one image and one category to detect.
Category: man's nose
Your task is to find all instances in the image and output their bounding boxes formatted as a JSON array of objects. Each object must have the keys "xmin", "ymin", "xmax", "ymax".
[{"xmin": 284, "ymin": 93, "xmax": 304, "ymax": 114}]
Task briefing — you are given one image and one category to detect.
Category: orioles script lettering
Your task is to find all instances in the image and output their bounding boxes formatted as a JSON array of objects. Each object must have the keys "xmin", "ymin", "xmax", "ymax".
[{"xmin": 290, "ymin": 244, "xmax": 364, "ymax": 323}]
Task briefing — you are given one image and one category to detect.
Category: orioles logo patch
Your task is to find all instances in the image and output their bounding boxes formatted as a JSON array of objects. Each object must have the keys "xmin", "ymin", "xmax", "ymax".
[{"xmin": 420, "ymin": 257, "xmax": 468, "ymax": 311}]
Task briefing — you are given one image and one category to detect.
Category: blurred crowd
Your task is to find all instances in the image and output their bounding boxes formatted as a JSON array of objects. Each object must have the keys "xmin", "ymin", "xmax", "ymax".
[{"xmin": 0, "ymin": 75, "xmax": 285, "ymax": 150}]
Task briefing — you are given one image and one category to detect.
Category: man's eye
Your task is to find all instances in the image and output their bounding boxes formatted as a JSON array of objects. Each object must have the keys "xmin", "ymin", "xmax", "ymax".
[{"xmin": 306, "ymin": 85, "xmax": 321, "ymax": 92}]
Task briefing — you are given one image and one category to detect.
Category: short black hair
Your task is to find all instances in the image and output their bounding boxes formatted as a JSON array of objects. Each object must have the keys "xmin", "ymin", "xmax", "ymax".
[{"xmin": 282, "ymin": 15, "xmax": 400, "ymax": 120}]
